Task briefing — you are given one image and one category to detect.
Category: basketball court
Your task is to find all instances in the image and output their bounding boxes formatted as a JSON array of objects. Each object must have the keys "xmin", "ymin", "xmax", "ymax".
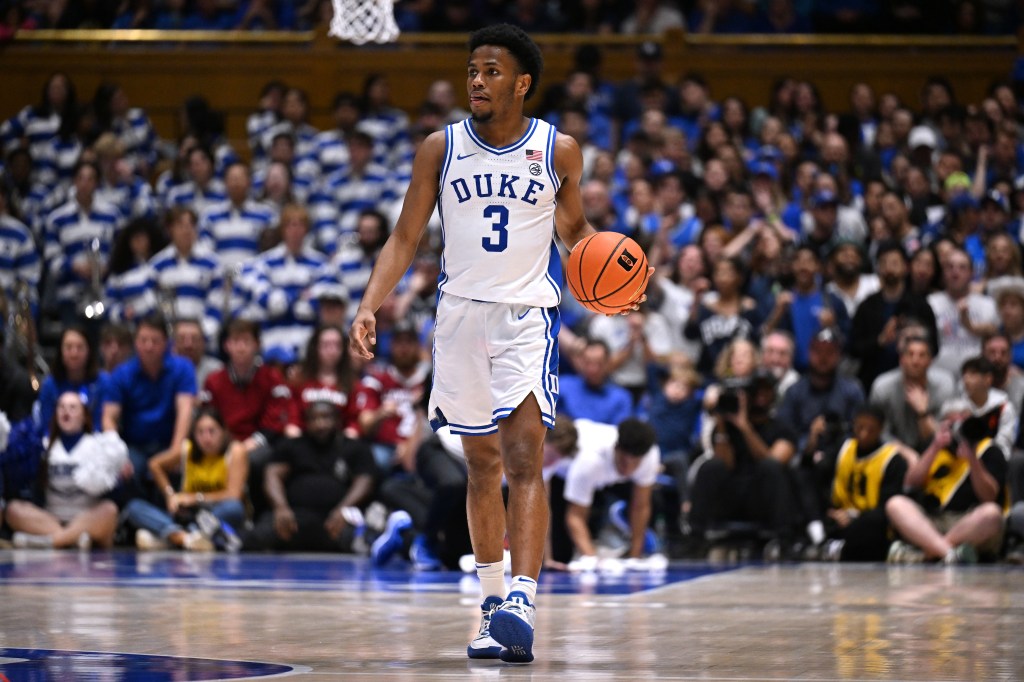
[{"xmin": 1, "ymin": 550, "xmax": 1022, "ymax": 681}]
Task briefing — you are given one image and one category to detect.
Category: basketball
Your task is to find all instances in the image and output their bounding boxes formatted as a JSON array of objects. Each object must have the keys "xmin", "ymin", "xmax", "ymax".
[{"xmin": 566, "ymin": 232, "xmax": 650, "ymax": 314}]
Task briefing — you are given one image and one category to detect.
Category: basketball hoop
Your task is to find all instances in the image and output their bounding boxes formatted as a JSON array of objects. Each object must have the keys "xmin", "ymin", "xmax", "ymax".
[{"xmin": 329, "ymin": 0, "xmax": 400, "ymax": 45}]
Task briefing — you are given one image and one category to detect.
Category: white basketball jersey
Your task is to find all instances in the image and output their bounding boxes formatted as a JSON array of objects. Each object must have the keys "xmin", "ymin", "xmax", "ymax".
[{"xmin": 436, "ymin": 118, "xmax": 562, "ymax": 307}]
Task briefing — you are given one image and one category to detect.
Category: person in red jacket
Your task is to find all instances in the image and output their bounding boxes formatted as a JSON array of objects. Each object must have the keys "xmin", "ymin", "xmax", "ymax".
[
  {"xmin": 291, "ymin": 323, "xmax": 360, "ymax": 437},
  {"xmin": 202, "ymin": 318, "xmax": 300, "ymax": 516}
]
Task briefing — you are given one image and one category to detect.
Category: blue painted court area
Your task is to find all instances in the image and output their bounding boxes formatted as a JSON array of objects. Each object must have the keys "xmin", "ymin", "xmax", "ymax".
[
  {"xmin": 0, "ymin": 649, "xmax": 301, "ymax": 682},
  {"xmin": 0, "ymin": 551, "xmax": 736, "ymax": 596}
]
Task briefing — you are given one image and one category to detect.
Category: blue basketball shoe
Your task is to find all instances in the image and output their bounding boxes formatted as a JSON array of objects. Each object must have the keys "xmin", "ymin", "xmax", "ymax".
[
  {"xmin": 370, "ymin": 510, "xmax": 412, "ymax": 567},
  {"xmin": 466, "ymin": 595, "xmax": 503, "ymax": 659},
  {"xmin": 489, "ymin": 591, "xmax": 536, "ymax": 663}
]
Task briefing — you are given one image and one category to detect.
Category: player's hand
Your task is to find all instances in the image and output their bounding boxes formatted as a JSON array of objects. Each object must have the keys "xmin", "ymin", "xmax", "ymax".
[
  {"xmin": 349, "ymin": 308, "xmax": 377, "ymax": 359},
  {"xmin": 616, "ymin": 266, "xmax": 655, "ymax": 315}
]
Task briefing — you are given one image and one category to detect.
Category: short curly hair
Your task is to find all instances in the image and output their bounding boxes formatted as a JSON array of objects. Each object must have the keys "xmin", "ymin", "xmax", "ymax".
[{"xmin": 468, "ymin": 24, "xmax": 543, "ymax": 101}]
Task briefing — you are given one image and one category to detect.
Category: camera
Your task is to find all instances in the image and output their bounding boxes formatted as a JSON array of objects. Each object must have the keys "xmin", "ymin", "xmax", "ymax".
[
  {"xmin": 950, "ymin": 415, "xmax": 990, "ymax": 451},
  {"xmin": 714, "ymin": 377, "xmax": 751, "ymax": 416}
]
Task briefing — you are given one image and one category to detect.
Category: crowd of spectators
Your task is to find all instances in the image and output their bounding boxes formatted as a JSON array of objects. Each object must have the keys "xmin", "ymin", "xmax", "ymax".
[
  {"xmin": 2, "ymin": 38, "xmax": 1024, "ymax": 566},
  {"xmin": 0, "ymin": 0, "xmax": 1019, "ymax": 36}
]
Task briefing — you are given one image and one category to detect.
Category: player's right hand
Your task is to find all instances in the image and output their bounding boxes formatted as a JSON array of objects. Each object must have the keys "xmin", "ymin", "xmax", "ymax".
[{"xmin": 349, "ymin": 308, "xmax": 377, "ymax": 359}]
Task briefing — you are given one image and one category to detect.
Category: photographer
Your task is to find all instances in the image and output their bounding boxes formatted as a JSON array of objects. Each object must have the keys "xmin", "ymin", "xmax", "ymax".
[
  {"xmin": 688, "ymin": 370, "xmax": 801, "ymax": 550},
  {"xmin": 885, "ymin": 388, "xmax": 1008, "ymax": 564}
]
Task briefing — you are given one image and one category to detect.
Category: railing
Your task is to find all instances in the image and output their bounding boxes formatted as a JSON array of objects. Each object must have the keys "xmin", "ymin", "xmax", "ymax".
[{"xmin": 9, "ymin": 27, "xmax": 1019, "ymax": 50}]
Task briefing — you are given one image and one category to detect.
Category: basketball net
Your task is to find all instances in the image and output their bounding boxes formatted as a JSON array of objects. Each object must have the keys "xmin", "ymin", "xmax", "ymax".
[{"xmin": 328, "ymin": 0, "xmax": 400, "ymax": 45}]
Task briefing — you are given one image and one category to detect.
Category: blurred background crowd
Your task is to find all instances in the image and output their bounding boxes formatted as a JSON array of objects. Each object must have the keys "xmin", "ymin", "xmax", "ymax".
[{"xmin": 2, "ymin": 8, "xmax": 1024, "ymax": 567}]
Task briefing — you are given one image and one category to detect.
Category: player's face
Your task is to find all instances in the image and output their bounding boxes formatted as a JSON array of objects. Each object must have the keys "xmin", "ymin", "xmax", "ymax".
[
  {"xmin": 467, "ymin": 46, "xmax": 527, "ymax": 123},
  {"xmin": 853, "ymin": 415, "xmax": 882, "ymax": 448}
]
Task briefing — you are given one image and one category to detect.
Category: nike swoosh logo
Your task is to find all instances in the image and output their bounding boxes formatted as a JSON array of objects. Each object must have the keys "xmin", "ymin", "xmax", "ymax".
[
  {"xmin": 517, "ymin": 308, "xmax": 531, "ymax": 320},
  {"xmin": 457, "ymin": 152, "xmax": 477, "ymax": 160}
]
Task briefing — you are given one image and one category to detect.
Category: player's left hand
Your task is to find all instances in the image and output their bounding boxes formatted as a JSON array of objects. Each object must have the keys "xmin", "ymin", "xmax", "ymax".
[{"xmin": 616, "ymin": 266, "xmax": 654, "ymax": 316}]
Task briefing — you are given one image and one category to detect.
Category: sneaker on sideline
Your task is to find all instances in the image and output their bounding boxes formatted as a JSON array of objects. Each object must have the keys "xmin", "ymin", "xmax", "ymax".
[
  {"xmin": 410, "ymin": 534, "xmax": 442, "ymax": 571},
  {"xmin": 490, "ymin": 591, "xmax": 536, "ymax": 664},
  {"xmin": 945, "ymin": 543, "xmax": 978, "ymax": 565},
  {"xmin": 370, "ymin": 510, "xmax": 412, "ymax": 567},
  {"xmin": 135, "ymin": 529, "xmax": 168, "ymax": 551},
  {"xmin": 466, "ymin": 595, "xmax": 504, "ymax": 659},
  {"xmin": 887, "ymin": 540, "xmax": 924, "ymax": 564},
  {"xmin": 12, "ymin": 532, "xmax": 53, "ymax": 549},
  {"xmin": 183, "ymin": 529, "xmax": 214, "ymax": 552}
]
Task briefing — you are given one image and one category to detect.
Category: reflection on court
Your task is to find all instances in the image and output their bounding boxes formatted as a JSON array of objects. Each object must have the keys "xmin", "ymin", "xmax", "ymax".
[{"xmin": 1, "ymin": 551, "xmax": 1022, "ymax": 680}]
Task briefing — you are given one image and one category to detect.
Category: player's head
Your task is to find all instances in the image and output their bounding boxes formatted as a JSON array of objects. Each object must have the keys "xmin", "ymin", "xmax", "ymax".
[
  {"xmin": 613, "ymin": 418, "xmax": 656, "ymax": 477},
  {"xmin": 467, "ymin": 24, "xmax": 543, "ymax": 105}
]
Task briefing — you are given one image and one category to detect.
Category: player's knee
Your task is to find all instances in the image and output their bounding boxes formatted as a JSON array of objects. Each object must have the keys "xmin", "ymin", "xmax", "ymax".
[{"xmin": 502, "ymin": 451, "xmax": 542, "ymax": 485}]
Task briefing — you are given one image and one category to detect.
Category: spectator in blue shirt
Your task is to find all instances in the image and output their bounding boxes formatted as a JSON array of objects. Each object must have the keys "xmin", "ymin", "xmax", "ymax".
[
  {"xmin": 38, "ymin": 325, "xmax": 108, "ymax": 429},
  {"xmin": 102, "ymin": 313, "xmax": 197, "ymax": 500},
  {"xmin": 558, "ymin": 339, "xmax": 633, "ymax": 425}
]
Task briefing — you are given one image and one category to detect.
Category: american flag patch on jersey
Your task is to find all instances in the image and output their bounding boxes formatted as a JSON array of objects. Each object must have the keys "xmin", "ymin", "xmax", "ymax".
[{"xmin": 526, "ymin": 149, "xmax": 543, "ymax": 161}]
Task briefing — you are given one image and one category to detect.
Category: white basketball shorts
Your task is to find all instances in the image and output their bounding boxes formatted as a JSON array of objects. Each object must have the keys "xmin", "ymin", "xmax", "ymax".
[{"xmin": 428, "ymin": 293, "xmax": 560, "ymax": 436}]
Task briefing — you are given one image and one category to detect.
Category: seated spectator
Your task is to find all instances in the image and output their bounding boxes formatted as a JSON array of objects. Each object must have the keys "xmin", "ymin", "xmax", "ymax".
[
  {"xmin": 104, "ymin": 216, "xmax": 164, "ymax": 325},
  {"xmin": 353, "ymin": 318, "xmax": 430, "ymax": 473},
  {"xmin": 558, "ymin": 339, "xmax": 633, "ymax": 425},
  {"xmin": 949, "ymin": 356, "xmax": 1018, "ymax": 458},
  {"xmin": 0, "ymin": 183, "xmax": 40, "ymax": 311},
  {"xmin": 292, "ymin": 323, "xmax": 358, "ymax": 433},
  {"xmin": 173, "ymin": 317, "xmax": 223, "ymax": 390},
  {"xmin": 550, "ymin": 418, "xmax": 661, "ymax": 565},
  {"xmin": 929, "ymin": 246, "xmax": 999, "ymax": 376},
  {"xmin": 817, "ymin": 406, "xmax": 913, "ymax": 561},
  {"xmin": 146, "ymin": 206, "xmax": 221, "ymax": 344},
  {"xmin": 988, "ymin": 276, "xmax": 1024, "ymax": 370},
  {"xmin": 126, "ymin": 407, "xmax": 247, "ymax": 552},
  {"xmin": 849, "ymin": 241, "xmax": 938, "ymax": 392},
  {"xmin": 92, "ymin": 132, "xmax": 156, "ymax": 221},
  {"xmin": 102, "ymin": 314, "xmax": 197, "ymax": 500},
  {"xmin": 198, "ymin": 161, "xmax": 275, "ymax": 270},
  {"xmin": 6, "ymin": 392, "xmax": 125, "ymax": 549},
  {"xmin": 202, "ymin": 319, "xmax": 299, "ymax": 514},
  {"xmin": 886, "ymin": 399, "xmax": 1007, "ymax": 564},
  {"xmin": 42, "ymin": 160, "xmax": 121, "ymax": 325},
  {"xmin": 646, "ymin": 351, "xmax": 702, "ymax": 465},
  {"xmin": 251, "ymin": 203, "xmax": 324, "ymax": 355},
  {"xmin": 243, "ymin": 401, "xmax": 376, "ymax": 552},
  {"xmin": 825, "ymin": 240, "xmax": 879, "ymax": 319},
  {"xmin": 164, "ymin": 145, "xmax": 226, "ymax": 218},
  {"xmin": 762, "ymin": 245, "xmax": 849, "ymax": 372},
  {"xmin": 759, "ymin": 330, "xmax": 800, "ymax": 400},
  {"xmin": 684, "ymin": 256, "xmax": 760, "ymax": 376},
  {"xmin": 588, "ymin": 307, "xmax": 673, "ymax": 406},
  {"xmin": 38, "ymin": 325, "xmax": 108, "ymax": 429},
  {"xmin": 777, "ymin": 326, "xmax": 865, "ymax": 459},
  {"xmin": 869, "ymin": 331, "xmax": 956, "ymax": 453},
  {"xmin": 688, "ymin": 370, "xmax": 800, "ymax": 551}
]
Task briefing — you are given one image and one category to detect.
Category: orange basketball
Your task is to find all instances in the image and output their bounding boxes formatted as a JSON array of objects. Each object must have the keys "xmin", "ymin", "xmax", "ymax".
[{"xmin": 566, "ymin": 232, "xmax": 650, "ymax": 314}]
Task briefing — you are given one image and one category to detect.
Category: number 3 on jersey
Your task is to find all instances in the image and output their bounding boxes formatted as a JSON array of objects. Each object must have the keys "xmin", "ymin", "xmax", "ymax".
[{"xmin": 481, "ymin": 205, "xmax": 509, "ymax": 252}]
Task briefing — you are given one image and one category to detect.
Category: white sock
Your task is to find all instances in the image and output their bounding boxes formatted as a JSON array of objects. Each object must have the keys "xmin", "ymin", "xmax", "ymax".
[
  {"xmin": 807, "ymin": 520, "xmax": 826, "ymax": 546},
  {"xmin": 476, "ymin": 560, "xmax": 507, "ymax": 601},
  {"xmin": 510, "ymin": 575, "xmax": 538, "ymax": 604}
]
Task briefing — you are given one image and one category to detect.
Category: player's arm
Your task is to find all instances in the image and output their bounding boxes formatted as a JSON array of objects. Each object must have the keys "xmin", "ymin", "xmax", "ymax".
[
  {"xmin": 565, "ymin": 501, "xmax": 597, "ymax": 557},
  {"xmin": 627, "ymin": 483, "xmax": 653, "ymax": 558},
  {"xmin": 350, "ymin": 131, "xmax": 446, "ymax": 359},
  {"xmin": 552, "ymin": 132, "xmax": 596, "ymax": 251}
]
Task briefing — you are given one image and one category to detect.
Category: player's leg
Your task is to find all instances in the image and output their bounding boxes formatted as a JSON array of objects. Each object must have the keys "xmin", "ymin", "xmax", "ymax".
[
  {"xmin": 489, "ymin": 394, "xmax": 547, "ymax": 664},
  {"xmin": 462, "ymin": 432, "xmax": 507, "ymax": 659},
  {"xmin": 498, "ymin": 393, "xmax": 548, "ymax": 580}
]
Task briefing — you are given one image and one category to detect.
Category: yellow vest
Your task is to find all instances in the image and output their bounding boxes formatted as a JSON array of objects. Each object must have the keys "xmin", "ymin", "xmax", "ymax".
[
  {"xmin": 181, "ymin": 441, "xmax": 231, "ymax": 495},
  {"xmin": 832, "ymin": 438, "xmax": 899, "ymax": 511},
  {"xmin": 923, "ymin": 437, "xmax": 1006, "ymax": 512}
]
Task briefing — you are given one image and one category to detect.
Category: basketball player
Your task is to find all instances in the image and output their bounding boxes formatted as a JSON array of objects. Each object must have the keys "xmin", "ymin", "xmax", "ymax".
[{"xmin": 350, "ymin": 25, "xmax": 644, "ymax": 664}]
